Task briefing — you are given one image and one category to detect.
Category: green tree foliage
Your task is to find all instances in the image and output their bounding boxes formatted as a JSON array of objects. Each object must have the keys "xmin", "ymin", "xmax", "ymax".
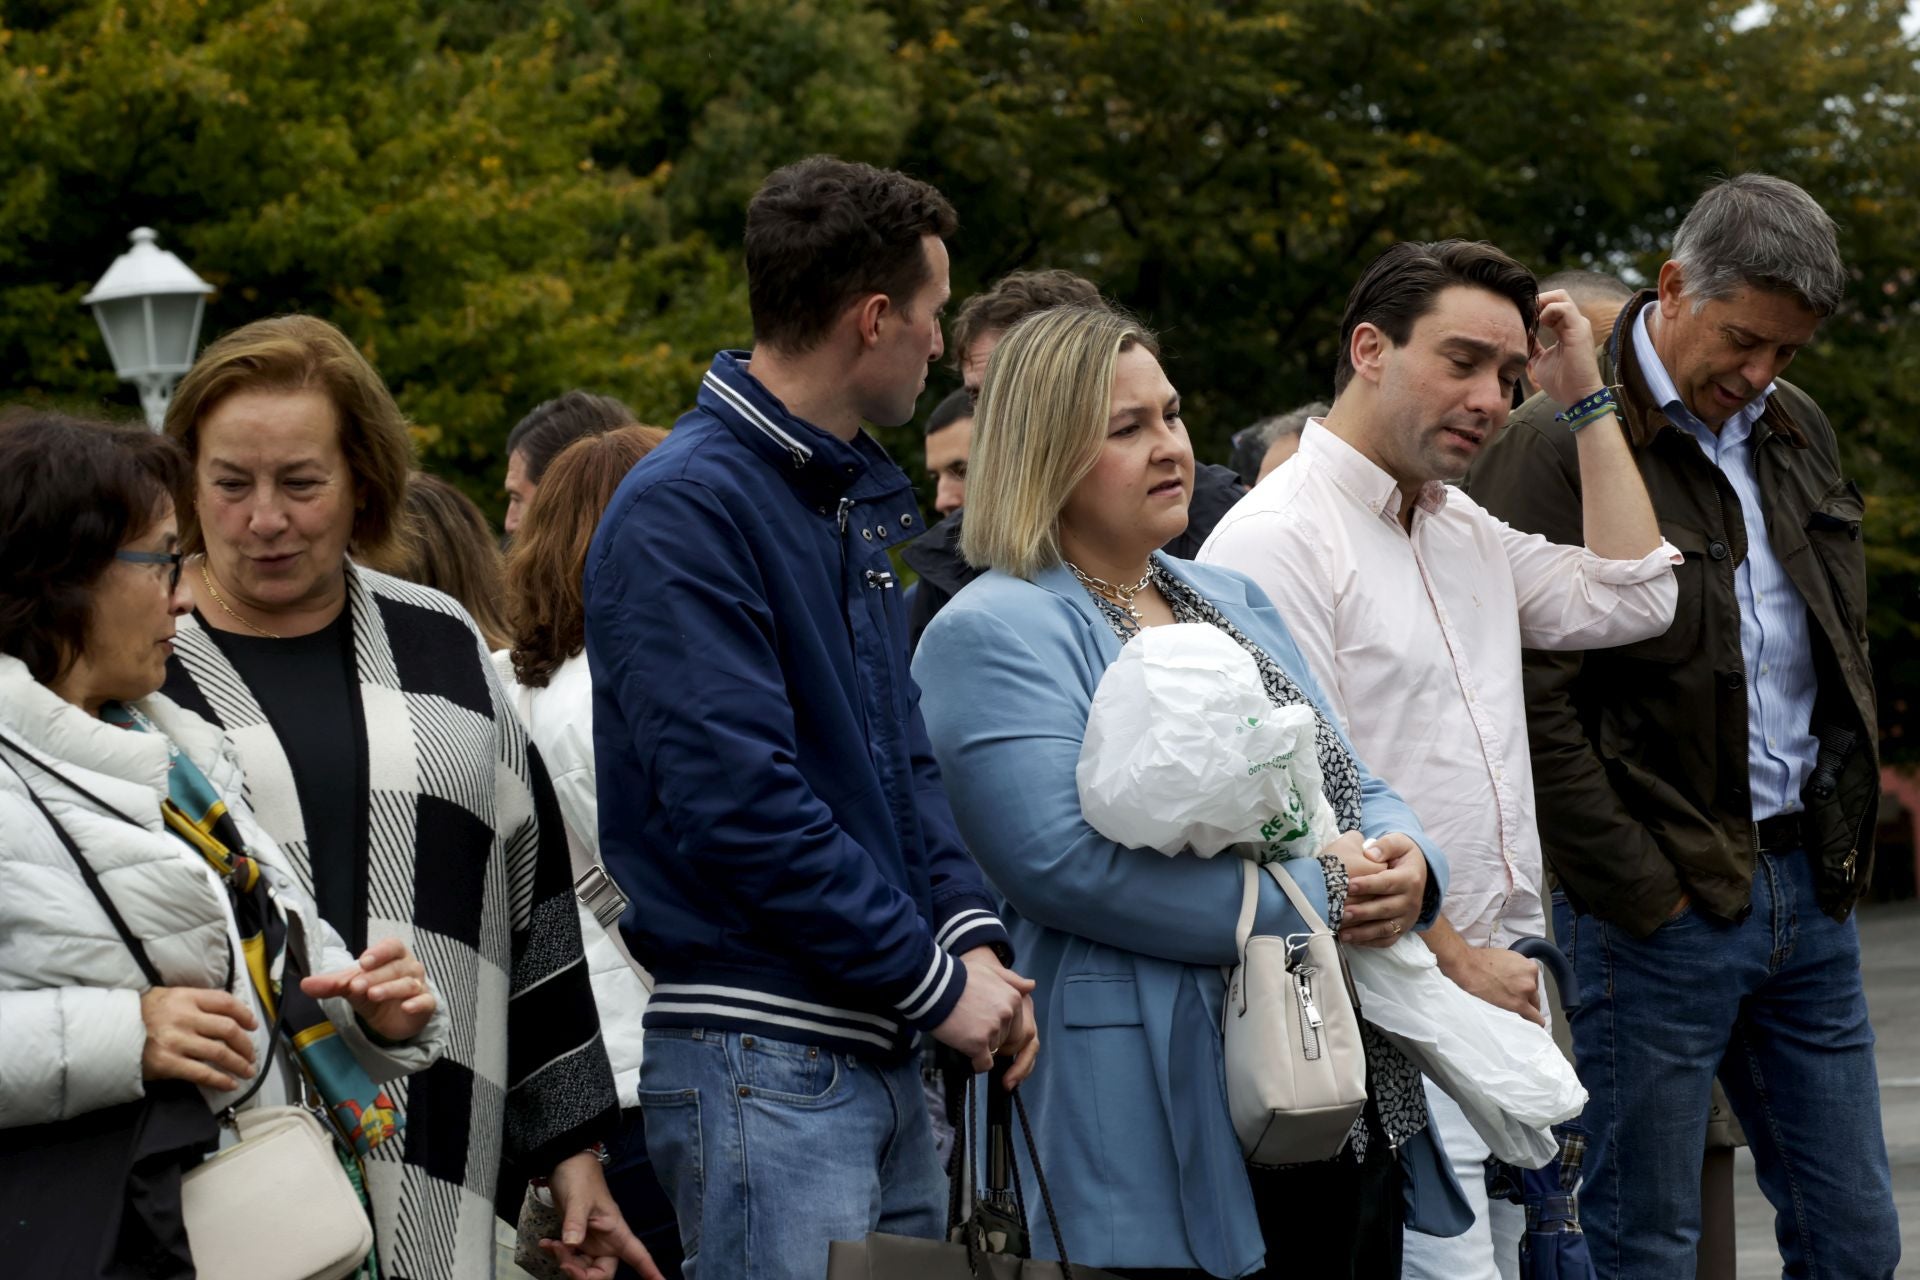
[
  {"xmin": 3, "ymin": 0, "xmax": 1915, "ymax": 750},
  {"xmin": 883, "ymin": 0, "xmax": 1920, "ymax": 752}
]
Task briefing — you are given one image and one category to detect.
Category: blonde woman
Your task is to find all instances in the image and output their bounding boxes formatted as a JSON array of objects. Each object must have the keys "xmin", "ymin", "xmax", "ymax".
[{"xmin": 911, "ymin": 305, "xmax": 1466, "ymax": 1278}]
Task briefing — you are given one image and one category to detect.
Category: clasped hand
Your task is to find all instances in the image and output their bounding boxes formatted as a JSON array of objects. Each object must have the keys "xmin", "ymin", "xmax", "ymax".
[
  {"xmin": 932, "ymin": 946, "xmax": 1040, "ymax": 1086},
  {"xmin": 1321, "ymin": 830, "xmax": 1428, "ymax": 947}
]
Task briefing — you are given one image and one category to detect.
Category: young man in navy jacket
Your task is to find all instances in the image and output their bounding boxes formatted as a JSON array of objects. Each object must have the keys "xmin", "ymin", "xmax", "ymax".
[{"xmin": 585, "ymin": 156, "xmax": 1038, "ymax": 1279}]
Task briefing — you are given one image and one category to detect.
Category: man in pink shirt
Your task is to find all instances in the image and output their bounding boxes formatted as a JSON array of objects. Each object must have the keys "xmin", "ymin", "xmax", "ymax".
[{"xmin": 1200, "ymin": 240, "xmax": 1679, "ymax": 1279}]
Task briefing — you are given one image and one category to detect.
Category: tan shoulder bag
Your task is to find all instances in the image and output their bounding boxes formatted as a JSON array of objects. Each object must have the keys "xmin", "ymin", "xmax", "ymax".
[{"xmin": 1223, "ymin": 858, "xmax": 1368, "ymax": 1166}]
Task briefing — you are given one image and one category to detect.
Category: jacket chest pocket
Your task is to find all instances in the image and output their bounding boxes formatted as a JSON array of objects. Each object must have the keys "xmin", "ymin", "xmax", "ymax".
[
  {"xmin": 1803, "ymin": 478, "xmax": 1867, "ymax": 644},
  {"xmin": 1610, "ymin": 521, "xmax": 1710, "ymax": 665}
]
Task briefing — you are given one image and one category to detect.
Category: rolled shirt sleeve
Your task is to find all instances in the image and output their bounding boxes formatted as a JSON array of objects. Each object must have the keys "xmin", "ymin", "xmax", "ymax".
[{"xmin": 1500, "ymin": 522, "xmax": 1681, "ymax": 652}]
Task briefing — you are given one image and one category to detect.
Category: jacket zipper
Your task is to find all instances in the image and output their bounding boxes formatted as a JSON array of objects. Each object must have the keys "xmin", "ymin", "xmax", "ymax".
[{"xmin": 837, "ymin": 497, "xmax": 853, "ymax": 534}]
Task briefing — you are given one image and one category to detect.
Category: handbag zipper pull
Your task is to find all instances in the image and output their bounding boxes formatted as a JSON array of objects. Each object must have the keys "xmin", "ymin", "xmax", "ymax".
[{"xmin": 1296, "ymin": 972, "xmax": 1324, "ymax": 1029}]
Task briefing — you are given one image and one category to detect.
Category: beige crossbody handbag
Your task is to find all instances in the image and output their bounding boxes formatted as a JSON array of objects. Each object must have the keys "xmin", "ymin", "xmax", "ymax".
[
  {"xmin": 180, "ymin": 1094, "xmax": 375, "ymax": 1280},
  {"xmin": 1223, "ymin": 858, "xmax": 1368, "ymax": 1166}
]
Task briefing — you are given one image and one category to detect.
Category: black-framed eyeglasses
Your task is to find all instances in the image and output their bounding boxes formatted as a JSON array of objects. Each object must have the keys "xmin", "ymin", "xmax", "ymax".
[{"xmin": 115, "ymin": 549, "xmax": 185, "ymax": 591}]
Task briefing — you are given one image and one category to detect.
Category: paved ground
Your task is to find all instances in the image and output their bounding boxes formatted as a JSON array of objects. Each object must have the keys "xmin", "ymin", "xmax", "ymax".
[{"xmin": 1734, "ymin": 899, "xmax": 1919, "ymax": 1277}]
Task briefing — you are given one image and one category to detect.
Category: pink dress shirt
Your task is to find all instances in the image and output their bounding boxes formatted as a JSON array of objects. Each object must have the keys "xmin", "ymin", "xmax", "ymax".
[{"xmin": 1198, "ymin": 422, "xmax": 1680, "ymax": 946}]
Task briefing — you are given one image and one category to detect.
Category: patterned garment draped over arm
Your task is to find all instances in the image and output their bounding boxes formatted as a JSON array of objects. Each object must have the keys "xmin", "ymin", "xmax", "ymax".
[{"xmin": 497, "ymin": 727, "xmax": 620, "ymax": 1180}]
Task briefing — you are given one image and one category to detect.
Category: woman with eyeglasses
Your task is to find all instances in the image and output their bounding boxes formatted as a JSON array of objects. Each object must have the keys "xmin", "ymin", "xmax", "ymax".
[{"xmin": 0, "ymin": 409, "xmax": 446, "ymax": 1275}]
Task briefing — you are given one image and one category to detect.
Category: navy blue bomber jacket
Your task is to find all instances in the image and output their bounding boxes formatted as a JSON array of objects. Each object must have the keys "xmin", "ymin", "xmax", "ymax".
[{"xmin": 584, "ymin": 352, "xmax": 1011, "ymax": 1058}]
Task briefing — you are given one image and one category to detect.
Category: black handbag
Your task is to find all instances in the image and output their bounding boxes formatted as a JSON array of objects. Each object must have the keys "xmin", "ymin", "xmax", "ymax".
[
  {"xmin": 825, "ymin": 1064, "xmax": 1124, "ymax": 1280},
  {"xmin": 0, "ymin": 733, "xmax": 222, "ymax": 1277}
]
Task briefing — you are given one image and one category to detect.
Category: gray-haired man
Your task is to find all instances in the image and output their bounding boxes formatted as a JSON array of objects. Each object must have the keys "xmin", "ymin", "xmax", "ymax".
[{"xmin": 1470, "ymin": 175, "xmax": 1895, "ymax": 1278}]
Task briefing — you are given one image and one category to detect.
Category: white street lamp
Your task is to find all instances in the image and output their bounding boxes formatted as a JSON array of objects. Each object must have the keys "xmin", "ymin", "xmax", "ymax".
[{"xmin": 82, "ymin": 227, "xmax": 215, "ymax": 430}]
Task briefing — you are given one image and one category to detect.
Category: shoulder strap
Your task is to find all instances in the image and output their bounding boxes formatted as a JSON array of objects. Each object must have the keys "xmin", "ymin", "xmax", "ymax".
[
  {"xmin": 1263, "ymin": 857, "xmax": 1333, "ymax": 935},
  {"xmin": 1233, "ymin": 856, "xmax": 1333, "ymax": 963},
  {"xmin": 0, "ymin": 729, "xmax": 165, "ymax": 987},
  {"xmin": 1233, "ymin": 857, "xmax": 1262, "ymax": 960}
]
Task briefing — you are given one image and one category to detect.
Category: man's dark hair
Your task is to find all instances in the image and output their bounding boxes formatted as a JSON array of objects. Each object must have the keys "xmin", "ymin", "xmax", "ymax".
[
  {"xmin": 506, "ymin": 390, "xmax": 636, "ymax": 484},
  {"xmin": 0, "ymin": 410, "xmax": 190, "ymax": 684},
  {"xmin": 1334, "ymin": 240, "xmax": 1539, "ymax": 395},
  {"xmin": 950, "ymin": 269, "xmax": 1105, "ymax": 370},
  {"xmin": 745, "ymin": 156, "xmax": 958, "ymax": 355},
  {"xmin": 924, "ymin": 388, "xmax": 973, "ymax": 437}
]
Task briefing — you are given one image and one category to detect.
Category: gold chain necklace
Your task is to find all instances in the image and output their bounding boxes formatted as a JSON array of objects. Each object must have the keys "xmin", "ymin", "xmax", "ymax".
[
  {"xmin": 198, "ymin": 560, "xmax": 282, "ymax": 639},
  {"xmin": 1066, "ymin": 561, "xmax": 1153, "ymax": 621}
]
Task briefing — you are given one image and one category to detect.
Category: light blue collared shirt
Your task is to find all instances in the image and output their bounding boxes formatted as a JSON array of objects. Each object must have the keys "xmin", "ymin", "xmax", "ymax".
[{"xmin": 1632, "ymin": 307, "xmax": 1816, "ymax": 819}]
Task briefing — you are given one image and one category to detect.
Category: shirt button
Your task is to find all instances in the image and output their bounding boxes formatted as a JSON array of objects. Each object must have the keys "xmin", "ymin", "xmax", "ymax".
[
  {"xmin": 1761, "ymin": 663, "xmax": 1769, "ymax": 674},
  {"xmin": 1709, "ymin": 541, "xmax": 1729, "ymax": 560}
]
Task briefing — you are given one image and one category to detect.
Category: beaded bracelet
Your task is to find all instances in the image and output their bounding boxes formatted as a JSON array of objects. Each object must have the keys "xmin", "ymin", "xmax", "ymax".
[{"xmin": 1555, "ymin": 386, "xmax": 1620, "ymax": 433}]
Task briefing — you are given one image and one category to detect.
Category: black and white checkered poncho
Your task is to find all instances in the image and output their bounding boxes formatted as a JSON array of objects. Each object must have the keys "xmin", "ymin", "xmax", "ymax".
[{"xmin": 164, "ymin": 562, "xmax": 616, "ymax": 1280}]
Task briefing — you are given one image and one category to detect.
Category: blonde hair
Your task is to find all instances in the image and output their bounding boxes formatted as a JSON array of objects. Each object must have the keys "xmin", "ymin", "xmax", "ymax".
[
  {"xmin": 959, "ymin": 304, "xmax": 1160, "ymax": 579},
  {"xmin": 164, "ymin": 314, "xmax": 415, "ymax": 564}
]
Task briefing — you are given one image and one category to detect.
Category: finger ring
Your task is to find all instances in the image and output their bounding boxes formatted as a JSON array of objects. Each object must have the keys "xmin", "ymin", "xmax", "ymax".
[{"xmin": 1390, "ymin": 920, "xmax": 1402, "ymax": 934}]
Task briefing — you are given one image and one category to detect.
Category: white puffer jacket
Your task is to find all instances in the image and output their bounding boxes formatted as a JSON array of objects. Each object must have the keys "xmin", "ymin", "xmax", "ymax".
[
  {"xmin": 493, "ymin": 650, "xmax": 650, "ymax": 1107},
  {"xmin": 0, "ymin": 654, "xmax": 447, "ymax": 1129}
]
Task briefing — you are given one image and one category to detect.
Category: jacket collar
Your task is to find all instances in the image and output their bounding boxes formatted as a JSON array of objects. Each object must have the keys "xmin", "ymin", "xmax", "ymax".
[
  {"xmin": 0, "ymin": 653, "xmax": 172, "ymax": 812},
  {"xmin": 1606, "ymin": 291, "xmax": 1810, "ymax": 452},
  {"xmin": 697, "ymin": 351, "xmax": 912, "ymax": 509}
]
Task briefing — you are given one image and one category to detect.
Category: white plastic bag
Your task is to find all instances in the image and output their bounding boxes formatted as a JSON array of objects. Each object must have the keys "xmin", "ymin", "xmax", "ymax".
[
  {"xmin": 1076, "ymin": 624, "xmax": 1339, "ymax": 862},
  {"xmin": 1343, "ymin": 934, "xmax": 1586, "ymax": 1168}
]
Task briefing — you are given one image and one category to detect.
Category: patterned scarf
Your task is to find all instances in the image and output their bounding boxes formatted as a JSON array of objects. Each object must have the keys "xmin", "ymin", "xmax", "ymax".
[{"xmin": 105, "ymin": 704, "xmax": 404, "ymax": 1276}]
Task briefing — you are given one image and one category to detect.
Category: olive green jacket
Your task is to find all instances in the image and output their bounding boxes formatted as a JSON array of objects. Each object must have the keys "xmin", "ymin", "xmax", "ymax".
[{"xmin": 1467, "ymin": 292, "xmax": 1877, "ymax": 938}]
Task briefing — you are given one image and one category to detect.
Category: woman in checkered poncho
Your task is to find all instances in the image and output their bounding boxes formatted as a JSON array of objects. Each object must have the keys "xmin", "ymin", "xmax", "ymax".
[{"xmin": 159, "ymin": 315, "xmax": 664, "ymax": 1280}]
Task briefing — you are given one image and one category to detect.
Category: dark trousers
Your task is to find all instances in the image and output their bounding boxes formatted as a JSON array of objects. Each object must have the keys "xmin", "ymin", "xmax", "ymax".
[
  {"xmin": 1113, "ymin": 1114, "xmax": 1405, "ymax": 1280},
  {"xmin": 605, "ymin": 1105, "xmax": 685, "ymax": 1280}
]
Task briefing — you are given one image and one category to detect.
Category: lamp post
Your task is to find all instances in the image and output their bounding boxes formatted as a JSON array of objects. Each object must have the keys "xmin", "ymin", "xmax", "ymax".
[{"xmin": 82, "ymin": 227, "xmax": 215, "ymax": 430}]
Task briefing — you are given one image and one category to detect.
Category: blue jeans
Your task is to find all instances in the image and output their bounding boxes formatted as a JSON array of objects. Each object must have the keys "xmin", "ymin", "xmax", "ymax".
[
  {"xmin": 1555, "ymin": 849, "xmax": 1900, "ymax": 1278},
  {"xmin": 636, "ymin": 1028, "xmax": 947, "ymax": 1280}
]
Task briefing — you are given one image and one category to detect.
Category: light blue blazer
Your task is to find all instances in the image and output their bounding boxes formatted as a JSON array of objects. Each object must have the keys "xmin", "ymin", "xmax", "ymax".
[{"xmin": 913, "ymin": 555, "xmax": 1470, "ymax": 1277}]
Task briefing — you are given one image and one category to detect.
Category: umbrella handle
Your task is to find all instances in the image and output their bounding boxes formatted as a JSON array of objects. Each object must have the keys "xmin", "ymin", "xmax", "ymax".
[{"xmin": 1509, "ymin": 934, "xmax": 1580, "ymax": 1014}]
